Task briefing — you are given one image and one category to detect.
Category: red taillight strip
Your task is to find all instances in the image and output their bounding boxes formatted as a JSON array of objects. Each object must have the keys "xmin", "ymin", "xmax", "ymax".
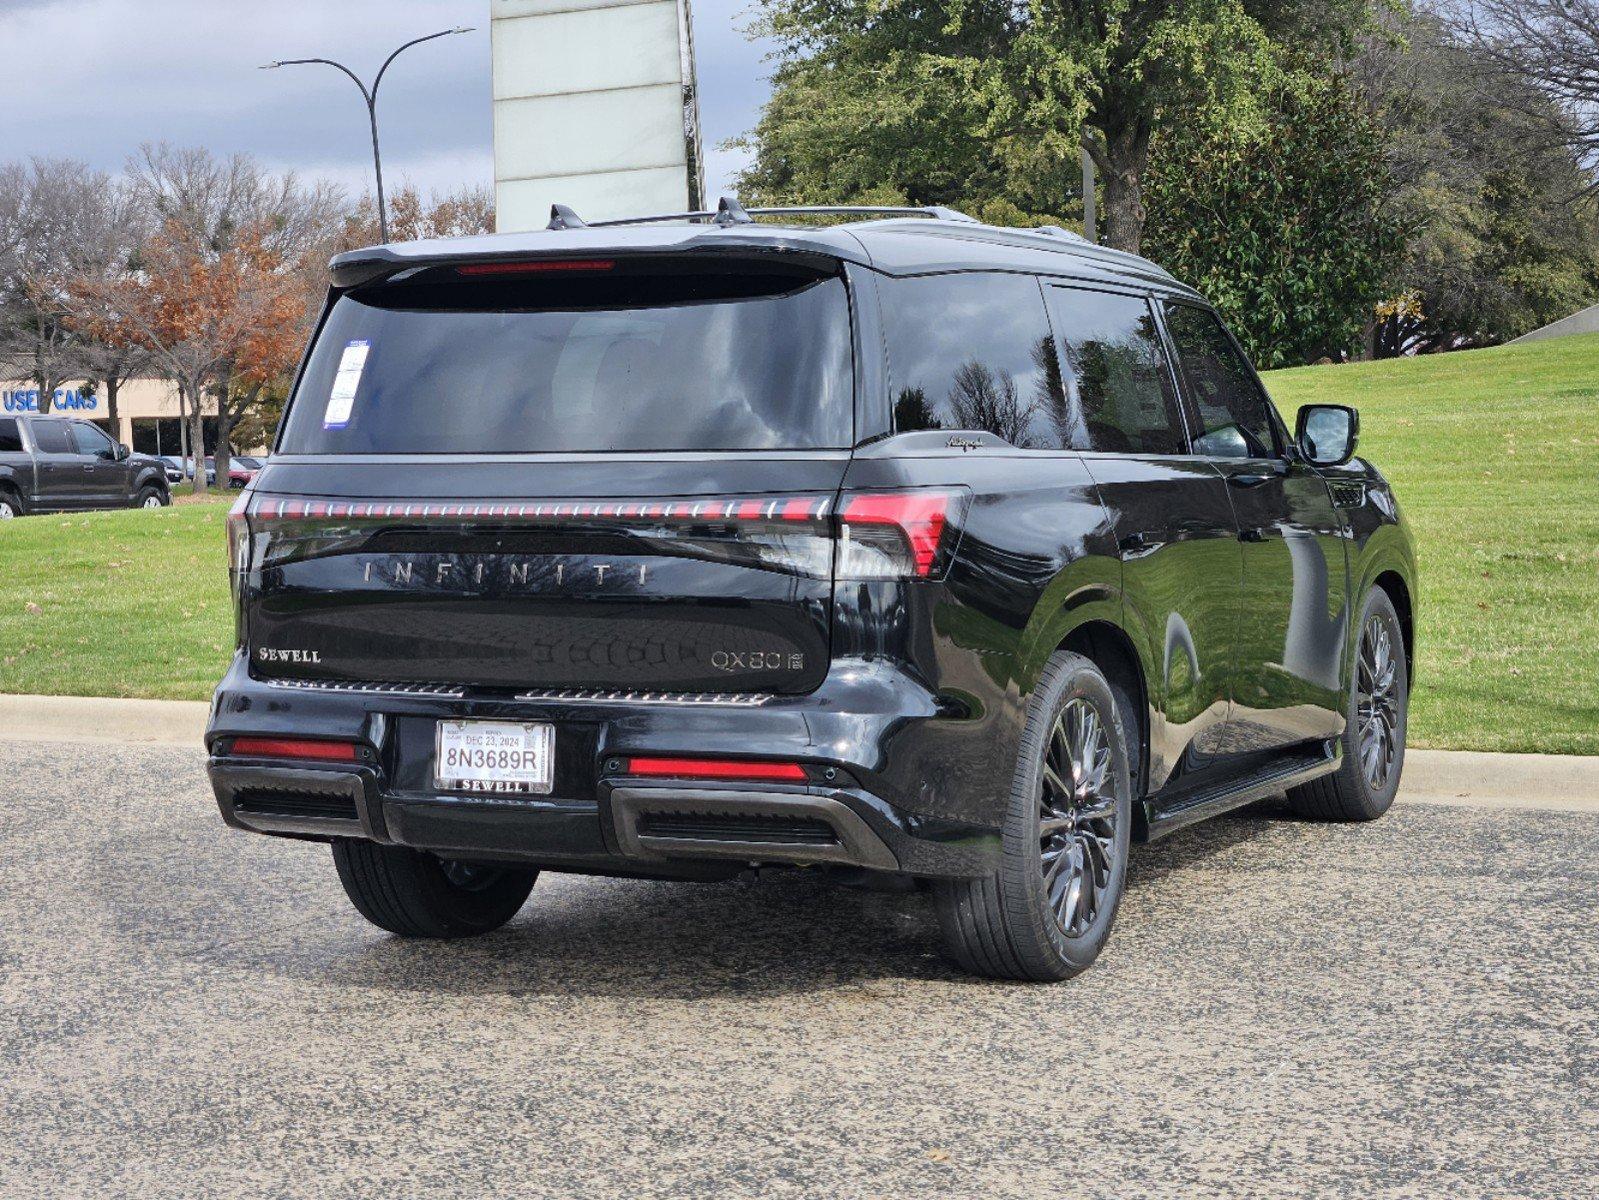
[
  {"xmin": 624, "ymin": 757, "xmax": 808, "ymax": 782},
  {"xmin": 229, "ymin": 737, "xmax": 360, "ymax": 762},
  {"xmin": 841, "ymin": 491, "xmax": 953, "ymax": 577},
  {"xmin": 248, "ymin": 494, "xmax": 833, "ymax": 525},
  {"xmin": 456, "ymin": 259, "xmax": 615, "ymax": 276}
]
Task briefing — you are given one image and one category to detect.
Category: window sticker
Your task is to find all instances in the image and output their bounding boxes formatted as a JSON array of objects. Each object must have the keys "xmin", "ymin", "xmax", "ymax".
[{"xmin": 323, "ymin": 339, "xmax": 370, "ymax": 429}]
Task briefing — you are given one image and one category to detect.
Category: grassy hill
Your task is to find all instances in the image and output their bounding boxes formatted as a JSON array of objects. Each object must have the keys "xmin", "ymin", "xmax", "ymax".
[
  {"xmin": 1, "ymin": 333, "xmax": 1596, "ymax": 752},
  {"xmin": 1266, "ymin": 333, "xmax": 1599, "ymax": 754}
]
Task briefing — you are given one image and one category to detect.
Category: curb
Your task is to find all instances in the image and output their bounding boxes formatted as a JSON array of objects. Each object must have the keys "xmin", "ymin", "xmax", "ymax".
[
  {"xmin": 2, "ymin": 694, "xmax": 1597, "ymax": 815},
  {"xmin": 1, "ymin": 693, "xmax": 210, "ymax": 747}
]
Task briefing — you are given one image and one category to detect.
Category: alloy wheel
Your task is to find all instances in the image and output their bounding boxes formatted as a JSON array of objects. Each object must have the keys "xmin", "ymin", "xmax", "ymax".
[
  {"xmin": 0, "ymin": 501, "xmax": 14, "ymax": 519},
  {"xmin": 1039, "ymin": 696, "xmax": 1118, "ymax": 937},
  {"xmin": 1355, "ymin": 616, "xmax": 1400, "ymax": 790},
  {"xmin": 142, "ymin": 494, "xmax": 163, "ymax": 509}
]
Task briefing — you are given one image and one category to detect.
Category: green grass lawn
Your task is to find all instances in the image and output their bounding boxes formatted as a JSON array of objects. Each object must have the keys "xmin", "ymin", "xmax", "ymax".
[
  {"xmin": 0, "ymin": 498, "xmax": 234, "ymax": 701},
  {"xmin": 1267, "ymin": 334, "xmax": 1599, "ymax": 754},
  {"xmin": 2, "ymin": 334, "xmax": 1596, "ymax": 752}
]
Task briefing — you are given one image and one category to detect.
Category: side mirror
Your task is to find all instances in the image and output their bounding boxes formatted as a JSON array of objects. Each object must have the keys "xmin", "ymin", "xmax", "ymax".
[
  {"xmin": 1295, "ymin": 404, "xmax": 1359, "ymax": 467},
  {"xmin": 115, "ymin": 443, "xmax": 131, "ymax": 462}
]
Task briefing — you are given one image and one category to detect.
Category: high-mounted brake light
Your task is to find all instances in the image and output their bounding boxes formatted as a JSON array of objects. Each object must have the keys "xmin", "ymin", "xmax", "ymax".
[
  {"xmin": 838, "ymin": 489, "xmax": 962, "ymax": 579},
  {"xmin": 229, "ymin": 737, "xmax": 360, "ymax": 763},
  {"xmin": 623, "ymin": 757, "xmax": 808, "ymax": 782},
  {"xmin": 455, "ymin": 259, "xmax": 615, "ymax": 276}
]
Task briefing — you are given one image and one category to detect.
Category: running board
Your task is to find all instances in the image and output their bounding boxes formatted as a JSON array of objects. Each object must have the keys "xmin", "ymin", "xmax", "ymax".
[{"xmin": 1143, "ymin": 744, "xmax": 1340, "ymax": 841}]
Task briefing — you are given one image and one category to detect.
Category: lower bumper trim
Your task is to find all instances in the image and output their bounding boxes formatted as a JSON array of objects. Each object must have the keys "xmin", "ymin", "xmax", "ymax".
[{"xmin": 608, "ymin": 786, "xmax": 900, "ymax": 871}]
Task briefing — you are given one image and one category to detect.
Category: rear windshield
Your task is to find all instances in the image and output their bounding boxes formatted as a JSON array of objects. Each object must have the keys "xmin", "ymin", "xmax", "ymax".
[{"xmin": 277, "ymin": 263, "xmax": 854, "ymax": 454}]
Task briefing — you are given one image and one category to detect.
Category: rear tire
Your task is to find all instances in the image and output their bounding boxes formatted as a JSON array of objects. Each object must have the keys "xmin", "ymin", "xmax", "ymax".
[
  {"xmin": 332, "ymin": 839, "xmax": 537, "ymax": 938},
  {"xmin": 1286, "ymin": 586, "xmax": 1408, "ymax": 821},
  {"xmin": 933, "ymin": 651, "xmax": 1133, "ymax": 981}
]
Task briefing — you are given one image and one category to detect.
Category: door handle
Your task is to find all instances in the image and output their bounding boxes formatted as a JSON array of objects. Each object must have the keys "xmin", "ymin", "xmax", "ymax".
[{"xmin": 1227, "ymin": 471, "xmax": 1274, "ymax": 488}]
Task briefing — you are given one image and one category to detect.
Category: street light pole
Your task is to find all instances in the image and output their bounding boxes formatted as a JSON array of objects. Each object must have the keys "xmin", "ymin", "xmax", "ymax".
[{"xmin": 262, "ymin": 27, "xmax": 473, "ymax": 243}]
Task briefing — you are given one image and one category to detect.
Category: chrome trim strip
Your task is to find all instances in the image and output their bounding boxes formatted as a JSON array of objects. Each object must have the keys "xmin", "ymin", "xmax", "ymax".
[
  {"xmin": 258, "ymin": 678, "xmax": 772, "ymax": 707},
  {"xmin": 261, "ymin": 678, "xmax": 467, "ymax": 699},
  {"xmin": 515, "ymin": 688, "xmax": 772, "ymax": 708}
]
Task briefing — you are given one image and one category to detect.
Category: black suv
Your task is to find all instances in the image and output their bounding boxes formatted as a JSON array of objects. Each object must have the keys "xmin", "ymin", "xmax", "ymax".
[
  {"xmin": 0, "ymin": 414, "xmax": 170, "ymax": 517},
  {"xmin": 206, "ymin": 202, "xmax": 1415, "ymax": 981}
]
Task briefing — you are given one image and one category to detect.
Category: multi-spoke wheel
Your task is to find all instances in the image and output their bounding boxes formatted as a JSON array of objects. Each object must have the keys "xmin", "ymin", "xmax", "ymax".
[
  {"xmin": 1356, "ymin": 616, "xmax": 1400, "ymax": 791},
  {"xmin": 1287, "ymin": 586, "xmax": 1409, "ymax": 821},
  {"xmin": 934, "ymin": 651, "xmax": 1133, "ymax": 981},
  {"xmin": 1040, "ymin": 698, "xmax": 1119, "ymax": 938}
]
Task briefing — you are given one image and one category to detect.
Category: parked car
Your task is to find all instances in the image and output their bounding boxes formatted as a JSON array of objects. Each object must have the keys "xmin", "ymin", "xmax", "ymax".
[
  {"xmin": 158, "ymin": 456, "xmax": 187, "ymax": 484},
  {"xmin": 228, "ymin": 455, "xmax": 265, "ymax": 488},
  {"xmin": 0, "ymin": 414, "xmax": 170, "ymax": 517},
  {"xmin": 205, "ymin": 203, "xmax": 1416, "ymax": 981}
]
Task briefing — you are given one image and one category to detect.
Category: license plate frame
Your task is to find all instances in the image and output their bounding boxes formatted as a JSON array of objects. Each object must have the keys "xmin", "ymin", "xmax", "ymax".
[{"xmin": 433, "ymin": 720, "xmax": 555, "ymax": 796}]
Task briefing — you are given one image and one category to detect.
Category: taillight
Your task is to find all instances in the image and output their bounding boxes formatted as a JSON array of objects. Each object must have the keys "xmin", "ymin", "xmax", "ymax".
[
  {"xmin": 624, "ymin": 757, "xmax": 808, "ymax": 782},
  {"xmin": 836, "ymin": 489, "xmax": 966, "ymax": 580},
  {"xmin": 229, "ymin": 737, "xmax": 360, "ymax": 762},
  {"xmin": 226, "ymin": 493, "xmax": 251, "ymax": 649}
]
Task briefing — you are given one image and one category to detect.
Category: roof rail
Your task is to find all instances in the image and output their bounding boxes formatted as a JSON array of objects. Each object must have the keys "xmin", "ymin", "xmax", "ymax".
[{"xmin": 542, "ymin": 196, "xmax": 982, "ymax": 230}]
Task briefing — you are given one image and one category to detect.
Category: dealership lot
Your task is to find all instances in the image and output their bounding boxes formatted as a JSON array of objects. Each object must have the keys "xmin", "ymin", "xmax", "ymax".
[{"xmin": 2, "ymin": 738, "xmax": 1596, "ymax": 1199}]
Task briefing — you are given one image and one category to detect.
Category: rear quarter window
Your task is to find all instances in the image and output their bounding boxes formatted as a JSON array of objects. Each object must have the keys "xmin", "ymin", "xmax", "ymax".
[{"xmin": 881, "ymin": 271, "xmax": 1068, "ymax": 449}]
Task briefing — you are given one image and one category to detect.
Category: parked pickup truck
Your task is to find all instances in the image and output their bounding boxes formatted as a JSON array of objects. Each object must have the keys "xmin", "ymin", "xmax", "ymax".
[{"xmin": 0, "ymin": 414, "xmax": 170, "ymax": 517}]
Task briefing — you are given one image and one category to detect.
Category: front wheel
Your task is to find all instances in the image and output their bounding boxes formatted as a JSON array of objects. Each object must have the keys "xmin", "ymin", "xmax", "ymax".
[
  {"xmin": 134, "ymin": 487, "xmax": 167, "ymax": 510},
  {"xmin": 933, "ymin": 651, "xmax": 1133, "ymax": 981},
  {"xmin": 332, "ymin": 840, "xmax": 537, "ymax": 938},
  {"xmin": 0, "ymin": 491, "xmax": 20, "ymax": 519},
  {"xmin": 1286, "ymin": 586, "xmax": 1408, "ymax": 821}
]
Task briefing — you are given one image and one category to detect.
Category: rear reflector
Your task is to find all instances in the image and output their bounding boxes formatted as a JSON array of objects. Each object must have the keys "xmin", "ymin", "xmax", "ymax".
[
  {"xmin": 624, "ymin": 757, "xmax": 808, "ymax": 782},
  {"xmin": 229, "ymin": 737, "xmax": 360, "ymax": 763},
  {"xmin": 456, "ymin": 259, "xmax": 615, "ymax": 276}
]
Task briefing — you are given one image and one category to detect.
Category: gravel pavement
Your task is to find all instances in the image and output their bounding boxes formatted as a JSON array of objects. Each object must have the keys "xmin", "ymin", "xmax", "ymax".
[{"xmin": 2, "ymin": 739, "xmax": 1596, "ymax": 1199}]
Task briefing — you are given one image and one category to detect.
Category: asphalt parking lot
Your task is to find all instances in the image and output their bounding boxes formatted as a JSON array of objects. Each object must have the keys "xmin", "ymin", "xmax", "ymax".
[{"xmin": 3, "ymin": 738, "xmax": 1596, "ymax": 1199}]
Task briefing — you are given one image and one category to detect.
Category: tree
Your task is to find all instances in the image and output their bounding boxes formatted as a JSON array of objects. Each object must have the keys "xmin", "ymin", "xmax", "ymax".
[
  {"xmin": 0, "ymin": 159, "xmax": 130, "ymax": 414},
  {"xmin": 1143, "ymin": 67, "xmax": 1405, "ymax": 365},
  {"xmin": 738, "ymin": 0, "xmax": 1376, "ymax": 252},
  {"xmin": 1355, "ymin": 8, "xmax": 1599, "ymax": 351},
  {"xmin": 116, "ymin": 145, "xmax": 345, "ymax": 488},
  {"xmin": 1465, "ymin": 0, "xmax": 1599, "ymax": 188}
]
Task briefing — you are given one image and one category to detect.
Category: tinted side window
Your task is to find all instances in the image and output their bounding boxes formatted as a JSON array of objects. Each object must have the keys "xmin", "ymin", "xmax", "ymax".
[
  {"xmin": 71, "ymin": 423, "xmax": 116, "ymax": 458},
  {"xmin": 1163, "ymin": 304, "xmax": 1277, "ymax": 459},
  {"xmin": 28, "ymin": 420, "xmax": 72, "ymax": 454},
  {"xmin": 1045, "ymin": 287, "xmax": 1185, "ymax": 454},
  {"xmin": 0, "ymin": 418, "xmax": 21, "ymax": 453},
  {"xmin": 882, "ymin": 272, "xmax": 1065, "ymax": 448}
]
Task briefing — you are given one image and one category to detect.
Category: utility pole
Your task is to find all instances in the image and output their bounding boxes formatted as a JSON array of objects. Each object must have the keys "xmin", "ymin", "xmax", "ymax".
[
  {"xmin": 262, "ymin": 27, "xmax": 473, "ymax": 243},
  {"xmin": 1081, "ymin": 140, "xmax": 1097, "ymax": 244}
]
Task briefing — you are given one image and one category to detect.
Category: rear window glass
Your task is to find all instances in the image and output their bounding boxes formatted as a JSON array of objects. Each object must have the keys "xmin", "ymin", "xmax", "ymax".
[{"xmin": 278, "ymin": 264, "xmax": 854, "ymax": 454}]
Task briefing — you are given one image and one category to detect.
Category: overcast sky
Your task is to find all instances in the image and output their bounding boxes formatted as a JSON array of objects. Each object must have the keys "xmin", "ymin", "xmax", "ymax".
[{"xmin": 0, "ymin": 0, "xmax": 772, "ymax": 203}]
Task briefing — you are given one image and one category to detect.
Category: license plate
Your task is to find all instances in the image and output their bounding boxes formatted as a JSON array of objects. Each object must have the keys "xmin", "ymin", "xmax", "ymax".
[{"xmin": 434, "ymin": 720, "xmax": 554, "ymax": 796}]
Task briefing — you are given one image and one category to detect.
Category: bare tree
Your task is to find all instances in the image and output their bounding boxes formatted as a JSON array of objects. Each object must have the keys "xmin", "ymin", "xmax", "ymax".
[
  {"xmin": 0, "ymin": 159, "xmax": 129, "ymax": 414},
  {"xmin": 1465, "ymin": 0, "xmax": 1599, "ymax": 189}
]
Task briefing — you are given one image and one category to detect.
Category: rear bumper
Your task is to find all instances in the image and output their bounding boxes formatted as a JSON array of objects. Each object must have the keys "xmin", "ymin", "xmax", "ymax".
[{"xmin": 205, "ymin": 655, "xmax": 1003, "ymax": 879}]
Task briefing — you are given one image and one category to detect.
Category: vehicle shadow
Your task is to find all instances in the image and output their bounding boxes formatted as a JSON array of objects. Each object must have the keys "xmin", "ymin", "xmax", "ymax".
[{"xmin": 237, "ymin": 806, "xmax": 1286, "ymax": 1001}]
